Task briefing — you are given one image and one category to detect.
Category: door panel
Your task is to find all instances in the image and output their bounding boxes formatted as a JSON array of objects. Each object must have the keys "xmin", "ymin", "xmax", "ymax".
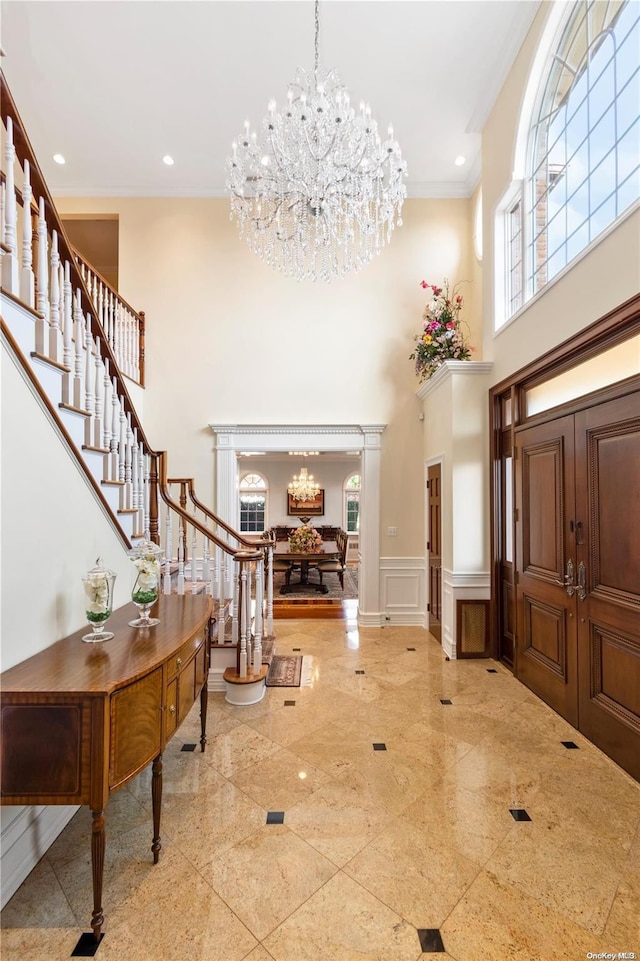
[
  {"xmin": 576, "ymin": 394, "xmax": 640, "ymax": 780},
  {"xmin": 428, "ymin": 464, "xmax": 442, "ymax": 643},
  {"xmin": 515, "ymin": 416, "xmax": 578, "ymax": 726}
]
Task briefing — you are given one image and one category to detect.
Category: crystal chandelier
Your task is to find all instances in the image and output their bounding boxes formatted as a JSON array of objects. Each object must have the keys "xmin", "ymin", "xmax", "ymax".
[
  {"xmin": 288, "ymin": 465, "xmax": 320, "ymax": 502},
  {"xmin": 225, "ymin": 1, "xmax": 407, "ymax": 282}
]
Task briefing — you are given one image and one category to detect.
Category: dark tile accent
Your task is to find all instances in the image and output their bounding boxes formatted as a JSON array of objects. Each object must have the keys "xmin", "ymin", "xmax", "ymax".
[
  {"xmin": 510, "ymin": 808, "xmax": 532, "ymax": 821},
  {"xmin": 407, "ymin": 647, "xmax": 416, "ymax": 651},
  {"xmin": 180, "ymin": 743, "xmax": 197, "ymax": 752},
  {"xmin": 373, "ymin": 743, "xmax": 387, "ymax": 751},
  {"xmin": 417, "ymin": 928, "xmax": 446, "ymax": 952},
  {"xmin": 440, "ymin": 698, "xmax": 453, "ymax": 705},
  {"xmin": 266, "ymin": 811, "xmax": 285, "ymax": 824},
  {"xmin": 72, "ymin": 933, "xmax": 105, "ymax": 956},
  {"xmin": 355, "ymin": 669, "xmax": 365, "ymax": 675},
  {"xmin": 292, "ymin": 647, "xmax": 301, "ymax": 652},
  {"xmin": 487, "ymin": 668, "xmax": 498, "ymax": 673},
  {"xmin": 562, "ymin": 740, "xmax": 579, "ymax": 749},
  {"xmin": 284, "ymin": 700, "xmax": 296, "ymax": 707}
]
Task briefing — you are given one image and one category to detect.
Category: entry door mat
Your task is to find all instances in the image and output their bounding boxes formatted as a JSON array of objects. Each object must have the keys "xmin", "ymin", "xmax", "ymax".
[
  {"xmin": 266, "ymin": 655, "xmax": 303, "ymax": 687},
  {"xmin": 266, "ymin": 654, "xmax": 314, "ymax": 687}
]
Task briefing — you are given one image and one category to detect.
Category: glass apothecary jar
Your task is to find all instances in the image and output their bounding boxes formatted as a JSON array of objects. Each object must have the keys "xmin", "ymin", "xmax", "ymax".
[
  {"xmin": 82, "ymin": 558, "xmax": 117, "ymax": 642},
  {"xmin": 128, "ymin": 539, "xmax": 162, "ymax": 628}
]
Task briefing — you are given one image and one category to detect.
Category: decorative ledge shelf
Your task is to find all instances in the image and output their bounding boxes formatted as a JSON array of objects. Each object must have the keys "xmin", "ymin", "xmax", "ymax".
[{"xmin": 416, "ymin": 361, "xmax": 494, "ymax": 401}]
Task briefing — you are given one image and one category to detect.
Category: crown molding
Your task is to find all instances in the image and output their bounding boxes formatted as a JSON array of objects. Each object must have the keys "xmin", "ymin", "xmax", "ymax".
[{"xmin": 416, "ymin": 361, "xmax": 494, "ymax": 401}]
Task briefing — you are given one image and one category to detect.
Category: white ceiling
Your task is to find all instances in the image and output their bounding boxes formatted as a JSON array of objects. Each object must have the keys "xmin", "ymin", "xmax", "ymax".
[{"xmin": 1, "ymin": 0, "xmax": 540, "ymax": 199}]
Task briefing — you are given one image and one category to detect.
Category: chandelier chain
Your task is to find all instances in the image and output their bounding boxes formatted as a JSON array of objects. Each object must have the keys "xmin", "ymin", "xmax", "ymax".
[{"xmin": 314, "ymin": 0, "xmax": 320, "ymax": 83}]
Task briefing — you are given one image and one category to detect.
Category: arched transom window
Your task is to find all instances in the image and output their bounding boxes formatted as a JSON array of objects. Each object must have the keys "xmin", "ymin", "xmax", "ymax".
[
  {"xmin": 239, "ymin": 472, "xmax": 267, "ymax": 533},
  {"xmin": 503, "ymin": 0, "xmax": 639, "ymax": 324}
]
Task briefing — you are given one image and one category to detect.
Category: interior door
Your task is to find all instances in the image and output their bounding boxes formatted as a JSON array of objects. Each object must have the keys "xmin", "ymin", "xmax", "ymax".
[
  {"xmin": 428, "ymin": 464, "xmax": 442, "ymax": 643},
  {"xmin": 514, "ymin": 416, "xmax": 579, "ymax": 726},
  {"xmin": 575, "ymin": 394, "xmax": 640, "ymax": 780}
]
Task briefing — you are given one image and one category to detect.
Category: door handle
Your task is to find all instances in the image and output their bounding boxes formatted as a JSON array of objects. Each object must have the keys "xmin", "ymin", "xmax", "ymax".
[
  {"xmin": 555, "ymin": 559, "xmax": 575, "ymax": 597},
  {"xmin": 577, "ymin": 561, "xmax": 587, "ymax": 601}
]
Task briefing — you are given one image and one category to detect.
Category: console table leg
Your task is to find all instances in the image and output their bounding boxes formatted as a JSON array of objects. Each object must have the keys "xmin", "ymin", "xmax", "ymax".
[
  {"xmin": 200, "ymin": 684, "xmax": 208, "ymax": 753},
  {"xmin": 90, "ymin": 809, "xmax": 106, "ymax": 940},
  {"xmin": 151, "ymin": 754, "xmax": 163, "ymax": 864}
]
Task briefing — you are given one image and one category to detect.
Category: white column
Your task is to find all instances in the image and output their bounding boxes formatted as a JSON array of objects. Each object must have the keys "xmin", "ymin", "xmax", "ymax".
[
  {"xmin": 213, "ymin": 431, "xmax": 239, "ymax": 530},
  {"xmin": 358, "ymin": 427, "xmax": 384, "ymax": 624}
]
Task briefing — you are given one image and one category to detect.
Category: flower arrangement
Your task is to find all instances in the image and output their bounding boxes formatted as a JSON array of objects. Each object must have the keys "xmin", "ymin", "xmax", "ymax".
[
  {"xmin": 410, "ymin": 279, "xmax": 473, "ymax": 382},
  {"xmin": 289, "ymin": 524, "xmax": 324, "ymax": 553}
]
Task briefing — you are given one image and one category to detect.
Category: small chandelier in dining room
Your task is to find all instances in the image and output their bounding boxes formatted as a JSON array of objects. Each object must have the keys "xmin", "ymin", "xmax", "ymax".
[
  {"xmin": 288, "ymin": 460, "xmax": 320, "ymax": 502},
  {"xmin": 224, "ymin": 0, "xmax": 407, "ymax": 282}
]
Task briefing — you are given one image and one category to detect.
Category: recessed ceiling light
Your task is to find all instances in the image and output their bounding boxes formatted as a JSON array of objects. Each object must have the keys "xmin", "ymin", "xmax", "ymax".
[
  {"xmin": 52, "ymin": 153, "xmax": 66, "ymax": 165},
  {"xmin": 162, "ymin": 155, "xmax": 174, "ymax": 166},
  {"xmin": 454, "ymin": 155, "xmax": 466, "ymax": 166}
]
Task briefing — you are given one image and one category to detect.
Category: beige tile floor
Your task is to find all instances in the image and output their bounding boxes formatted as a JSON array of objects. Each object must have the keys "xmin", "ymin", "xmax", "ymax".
[{"xmin": 2, "ymin": 618, "xmax": 639, "ymax": 961}]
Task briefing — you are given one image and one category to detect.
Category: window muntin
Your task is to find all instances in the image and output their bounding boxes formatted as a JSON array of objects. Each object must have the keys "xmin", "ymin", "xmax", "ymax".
[
  {"xmin": 344, "ymin": 474, "xmax": 360, "ymax": 534},
  {"xmin": 527, "ymin": 0, "xmax": 639, "ymax": 296},
  {"xmin": 239, "ymin": 472, "xmax": 267, "ymax": 533}
]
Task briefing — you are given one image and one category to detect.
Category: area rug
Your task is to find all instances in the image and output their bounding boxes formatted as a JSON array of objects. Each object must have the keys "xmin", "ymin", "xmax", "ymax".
[
  {"xmin": 266, "ymin": 654, "xmax": 303, "ymax": 687},
  {"xmin": 272, "ymin": 565, "xmax": 358, "ymax": 600}
]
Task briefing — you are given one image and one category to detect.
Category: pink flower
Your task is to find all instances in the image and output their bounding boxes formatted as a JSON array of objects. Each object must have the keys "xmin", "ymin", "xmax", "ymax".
[{"xmin": 420, "ymin": 280, "xmax": 429, "ymax": 288}]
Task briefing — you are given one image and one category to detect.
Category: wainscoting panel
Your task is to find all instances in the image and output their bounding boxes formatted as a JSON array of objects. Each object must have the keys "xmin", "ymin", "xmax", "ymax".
[
  {"xmin": 379, "ymin": 557, "xmax": 426, "ymax": 627},
  {"xmin": 1, "ymin": 804, "xmax": 77, "ymax": 908}
]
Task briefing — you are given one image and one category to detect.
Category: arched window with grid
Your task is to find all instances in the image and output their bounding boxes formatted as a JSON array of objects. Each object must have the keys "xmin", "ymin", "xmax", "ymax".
[
  {"xmin": 239, "ymin": 472, "xmax": 267, "ymax": 533},
  {"xmin": 502, "ymin": 0, "xmax": 639, "ymax": 325},
  {"xmin": 344, "ymin": 473, "xmax": 361, "ymax": 534}
]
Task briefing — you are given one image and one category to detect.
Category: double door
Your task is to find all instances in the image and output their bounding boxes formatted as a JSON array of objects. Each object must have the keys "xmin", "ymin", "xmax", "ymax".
[{"xmin": 514, "ymin": 392, "xmax": 639, "ymax": 780}]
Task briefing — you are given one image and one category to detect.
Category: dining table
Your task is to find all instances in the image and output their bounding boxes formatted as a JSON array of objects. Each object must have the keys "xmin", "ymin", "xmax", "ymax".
[{"xmin": 274, "ymin": 540, "xmax": 340, "ymax": 594}]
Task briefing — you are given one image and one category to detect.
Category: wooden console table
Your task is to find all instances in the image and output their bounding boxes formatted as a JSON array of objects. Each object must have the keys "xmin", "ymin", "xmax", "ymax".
[{"xmin": 0, "ymin": 594, "xmax": 212, "ymax": 942}]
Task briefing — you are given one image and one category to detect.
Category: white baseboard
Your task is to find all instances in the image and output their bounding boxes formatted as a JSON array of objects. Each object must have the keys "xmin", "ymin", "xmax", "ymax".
[{"xmin": 1, "ymin": 804, "xmax": 78, "ymax": 909}]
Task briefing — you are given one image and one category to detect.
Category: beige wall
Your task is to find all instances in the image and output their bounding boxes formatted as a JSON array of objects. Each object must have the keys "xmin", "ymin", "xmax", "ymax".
[{"xmin": 57, "ymin": 196, "xmax": 476, "ymax": 559}]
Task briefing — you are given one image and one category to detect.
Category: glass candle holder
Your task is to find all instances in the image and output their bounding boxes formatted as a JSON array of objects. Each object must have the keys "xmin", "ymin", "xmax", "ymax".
[{"xmin": 82, "ymin": 558, "xmax": 116, "ymax": 642}]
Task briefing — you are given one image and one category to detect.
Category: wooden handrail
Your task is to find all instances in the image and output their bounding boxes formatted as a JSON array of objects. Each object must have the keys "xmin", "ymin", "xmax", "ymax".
[
  {"xmin": 2, "ymin": 70, "xmax": 254, "ymax": 559},
  {"xmin": 158, "ymin": 456, "xmax": 265, "ymax": 560},
  {"xmin": 1, "ymin": 70, "xmax": 149, "ymax": 440},
  {"xmin": 1, "ymin": 317, "xmax": 130, "ymax": 548},
  {"xmin": 166, "ymin": 476, "xmax": 270, "ymax": 550}
]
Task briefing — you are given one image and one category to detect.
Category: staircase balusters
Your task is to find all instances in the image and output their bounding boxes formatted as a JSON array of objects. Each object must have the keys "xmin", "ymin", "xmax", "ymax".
[
  {"xmin": 175, "ymin": 522, "xmax": 185, "ymax": 594},
  {"xmin": 62, "ymin": 261, "xmax": 73, "ymax": 375},
  {"xmin": 191, "ymin": 516, "xmax": 198, "ymax": 590},
  {"xmin": 34, "ymin": 198, "xmax": 50, "ymax": 354},
  {"xmin": 108, "ymin": 375, "xmax": 119, "ymax": 481},
  {"xmin": 266, "ymin": 542, "xmax": 274, "ymax": 638},
  {"xmin": 252, "ymin": 558, "xmax": 262, "ymax": 672},
  {"xmin": 124, "ymin": 415, "xmax": 133, "ymax": 510},
  {"xmin": 49, "ymin": 231, "xmax": 62, "ymax": 361},
  {"xmin": 83, "ymin": 314, "xmax": 94, "ymax": 444},
  {"xmin": 93, "ymin": 338, "xmax": 104, "ymax": 448},
  {"xmin": 2, "ymin": 116, "xmax": 18, "ymax": 292},
  {"xmin": 20, "ymin": 160, "xmax": 35, "ymax": 307},
  {"xmin": 163, "ymin": 509, "xmax": 173, "ymax": 594}
]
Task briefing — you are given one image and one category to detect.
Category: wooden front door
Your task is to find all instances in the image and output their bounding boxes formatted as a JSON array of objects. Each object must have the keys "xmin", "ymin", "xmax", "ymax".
[
  {"xmin": 575, "ymin": 394, "xmax": 640, "ymax": 780},
  {"xmin": 515, "ymin": 393, "xmax": 640, "ymax": 779},
  {"xmin": 515, "ymin": 415, "xmax": 579, "ymax": 725},
  {"xmin": 428, "ymin": 464, "xmax": 442, "ymax": 643}
]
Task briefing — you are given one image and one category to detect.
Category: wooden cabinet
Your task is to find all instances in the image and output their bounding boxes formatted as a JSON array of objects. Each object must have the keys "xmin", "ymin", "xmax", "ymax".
[{"xmin": 0, "ymin": 594, "xmax": 212, "ymax": 941}]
